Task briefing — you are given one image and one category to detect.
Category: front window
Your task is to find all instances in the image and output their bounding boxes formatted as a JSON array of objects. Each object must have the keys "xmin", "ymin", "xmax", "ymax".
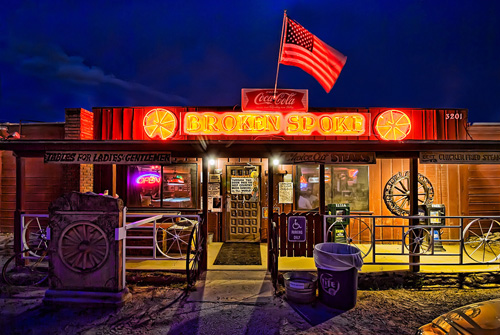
[
  {"xmin": 296, "ymin": 165, "xmax": 320, "ymax": 210},
  {"xmin": 128, "ymin": 163, "xmax": 198, "ymax": 208},
  {"xmin": 325, "ymin": 165, "xmax": 369, "ymax": 211}
]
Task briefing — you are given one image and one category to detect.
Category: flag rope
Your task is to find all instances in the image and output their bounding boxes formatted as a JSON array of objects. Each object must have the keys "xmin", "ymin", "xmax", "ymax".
[{"xmin": 273, "ymin": 10, "xmax": 287, "ymax": 101}]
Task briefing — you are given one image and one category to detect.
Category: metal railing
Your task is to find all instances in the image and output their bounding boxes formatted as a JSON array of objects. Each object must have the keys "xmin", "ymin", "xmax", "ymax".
[{"xmin": 323, "ymin": 215, "xmax": 500, "ymax": 265}]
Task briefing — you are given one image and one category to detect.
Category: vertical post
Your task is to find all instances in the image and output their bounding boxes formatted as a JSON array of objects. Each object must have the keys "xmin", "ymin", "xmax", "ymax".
[
  {"xmin": 319, "ymin": 164, "xmax": 325, "ymax": 214},
  {"xmin": 409, "ymin": 157, "xmax": 420, "ymax": 272},
  {"xmin": 267, "ymin": 158, "xmax": 274, "ymax": 272},
  {"xmin": 14, "ymin": 154, "xmax": 25, "ymax": 264},
  {"xmin": 201, "ymin": 155, "xmax": 209, "ymax": 271}
]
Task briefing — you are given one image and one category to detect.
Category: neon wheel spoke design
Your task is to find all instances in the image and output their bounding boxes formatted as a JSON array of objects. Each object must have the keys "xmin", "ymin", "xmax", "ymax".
[
  {"xmin": 375, "ymin": 110, "xmax": 412, "ymax": 141},
  {"xmin": 143, "ymin": 108, "xmax": 178, "ymax": 140}
]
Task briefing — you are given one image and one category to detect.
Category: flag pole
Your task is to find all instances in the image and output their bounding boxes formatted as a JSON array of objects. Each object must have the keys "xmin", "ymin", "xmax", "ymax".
[{"xmin": 273, "ymin": 10, "xmax": 287, "ymax": 101}]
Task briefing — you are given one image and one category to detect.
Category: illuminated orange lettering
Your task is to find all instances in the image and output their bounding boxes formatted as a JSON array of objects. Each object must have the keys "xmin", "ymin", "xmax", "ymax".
[
  {"xmin": 222, "ymin": 115, "xmax": 237, "ymax": 132},
  {"xmin": 186, "ymin": 115, "xmax": 201, "ymax": 132},
  {"xmin": 204, "ymin": 115, "xmax": 219, "ymax": 132},
  {"xmin": 254, "ymin": 115, "xmax": 265, "ymax": 131},
  {"xmin": 302, "ymin": 115, "xmax": 315, "ymax": 134},
  {"xmin": 353, "ymin": 116, "xmax": 364, "ymax": 131},
  {"xmin": 319, "ymin": 116, "xmax": 333, "ymax": 133},
  {"xmin": 267, "ymin": 115, "xmax": 280, "ymax": 131},
  {"xmin": 286, "ymin": 115, "xmax": 300, "ymax": 133},
  {"xmin": 239, "ymin": 115, "xmax": 251, "ymax": 131}
]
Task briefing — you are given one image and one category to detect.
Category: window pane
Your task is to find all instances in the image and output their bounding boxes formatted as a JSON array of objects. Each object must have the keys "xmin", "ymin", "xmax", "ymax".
[
  {"xmin": 296, "ymin": 165, "xmax": 320, "ymax": 210},
  {"xmin": 128, "ymin": 165, "xmax": 162, "ymax": 208},
  {"xmin": 162, "ymin": 164, "xmax": 198, "ymax": 208},
  {"xmin": 127, "ymin": 164, "xmax": 198, "ymax": 209},
  {"xmin": 325, "ymin": 166, "xmax": 369, "ymax": 211}
]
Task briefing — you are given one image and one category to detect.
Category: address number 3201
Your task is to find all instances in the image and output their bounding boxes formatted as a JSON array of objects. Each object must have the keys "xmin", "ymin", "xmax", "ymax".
[{"xmin": 445, "ymin": 112, "xmax": 463, "ymax": 120}]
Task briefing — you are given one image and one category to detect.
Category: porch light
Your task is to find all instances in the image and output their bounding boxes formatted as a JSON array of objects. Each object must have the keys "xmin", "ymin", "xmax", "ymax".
[{"xmin": 273, "ymin": 158, "xmax": 280, "ymax": 166}]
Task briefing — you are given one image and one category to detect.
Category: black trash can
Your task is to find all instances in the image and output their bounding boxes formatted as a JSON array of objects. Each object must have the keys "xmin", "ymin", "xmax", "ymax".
[{"xmin": 313, "ymin": 243, "xmax": 363, "ymax": 310}]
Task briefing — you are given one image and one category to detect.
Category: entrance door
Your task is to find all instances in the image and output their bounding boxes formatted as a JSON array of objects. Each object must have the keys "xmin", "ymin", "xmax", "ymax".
[{"xmin": 226, "ymin": 165, "xmax": 261, "ymax": 242}]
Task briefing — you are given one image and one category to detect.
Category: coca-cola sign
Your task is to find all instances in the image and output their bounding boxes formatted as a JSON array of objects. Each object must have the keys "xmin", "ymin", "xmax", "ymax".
[{"xmin": 241, "ymin": 88, "xmax": 308, "ymax": 112}]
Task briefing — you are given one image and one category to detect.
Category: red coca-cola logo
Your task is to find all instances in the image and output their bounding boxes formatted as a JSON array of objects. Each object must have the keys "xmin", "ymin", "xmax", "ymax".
[{"xmin": 242, "ymin": 89, "xmax": 308, "ymax": 112}]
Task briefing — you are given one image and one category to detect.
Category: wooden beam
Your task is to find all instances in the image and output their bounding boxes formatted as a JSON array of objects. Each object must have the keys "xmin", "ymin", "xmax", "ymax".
[
  {"xmin": 319, "ymin": 164, "xmax": 325, "ymax": 214},
  {"xmin": 409, "ymin": 157, "xmax": 420, "ymax": 272},
  {"xmin": 267, "ymin": 159, "xmax": 274, "ymax": 272},
  {"xmin": 201, "ymin": 156, "xmax": 209, "ymax": 272},
  {"xmin": 14, "ymin": 155, "xmax": 25, "ymax": 265}
]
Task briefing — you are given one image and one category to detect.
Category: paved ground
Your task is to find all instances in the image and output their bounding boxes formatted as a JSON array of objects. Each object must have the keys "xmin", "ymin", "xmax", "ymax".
[{"xmin": 2, "ymin": 234, "xmax": 500, "ymax": 334}]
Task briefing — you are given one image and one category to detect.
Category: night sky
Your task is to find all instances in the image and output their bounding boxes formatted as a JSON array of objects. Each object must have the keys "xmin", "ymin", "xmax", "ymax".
[{"xmin": 1, "ymin": 1, "xmax": 499, "ymax": 123}]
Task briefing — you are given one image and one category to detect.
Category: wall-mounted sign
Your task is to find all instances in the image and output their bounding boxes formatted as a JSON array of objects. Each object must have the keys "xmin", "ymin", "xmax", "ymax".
[
  {"xmin": 241, "ymin": 88, "xmax": 308, "ymax": 112},
  {"xmin": 44, "ymin": 151, "xmax": 171, "ymax": 164},
  {"xmin": 279, "ymin": 182, "xmax": 294, "ymax": 204},
  {"xmin": 374, "ymin": 109, "xmax": 411, "ymax": 141},
  {"xmin": 282, "ymin": 152, "xmax": 376, "ymax": 164},
  {"xmin": 230, "ymin": 177, "xmax": 254, "ymax": 194},
  {"xmin": 182, "ymin": 112, "xmax": 370, "ymax": 137},
  {"xmin": 288, "ymin": 216, "xmax": 306, "ymax": 242},
  {"xmin": 208, "ymin": 183, "xmax": 220, "ymax": 198},
  {"xmin": 420, "ymin": 152, "xmax": 500, "ymax": 164},
  {"xmin": 143, "ymin": 108, "xmax": 178, "ymax": 140},
  {"xmin": 209, "ymin": 174, "xmax": 221, "ymax": 183}
]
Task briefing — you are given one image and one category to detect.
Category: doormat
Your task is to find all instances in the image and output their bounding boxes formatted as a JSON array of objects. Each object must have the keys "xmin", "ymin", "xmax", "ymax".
[{"xmin": 213, "ymin": 242, "xmax": 262, "ymax": 265}]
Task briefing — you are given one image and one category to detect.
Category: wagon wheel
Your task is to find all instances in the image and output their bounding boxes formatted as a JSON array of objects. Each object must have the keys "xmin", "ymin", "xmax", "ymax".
[
  {"xmin": 2, "ymin": 248, "xmax": 48, "ymax": 286},
  {"xmin": 156, "ymin": 217, "xmax": 196, "ymax": 259},
  {"xmin": 463, "ymin": 219, "xmax": 500, "ymax": 263},
  {"xmin": 186, "ymin": 223, "xmax": 203, "ymax": 287},
  {"xmin": 404, "ymin": 227, "xmax": 431, "ymax": 255},
  {"xmin": 58, "ymin": 222, "xmax": 109, "ymax": 273},
  {"xmin": 384, "ymin": 171, "xmax": 434, "ymax": 216},
  {"xmin": 327, "ymin": 219, "xmax": 373, "ymax": 258},
  {"xmin": 22, "ymin": 217, "xmax": 49, "ymax": 258}
]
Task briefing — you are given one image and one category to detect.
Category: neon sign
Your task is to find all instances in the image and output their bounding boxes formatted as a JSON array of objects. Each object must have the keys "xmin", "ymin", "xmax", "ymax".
[
  {"xmin": 136, "ymin": 173, "xmax": 161, "ymax": 184},
  {"xmin": 143, "ymin": 108, "xmax": 178, "ymax": 140},
  {"xmin": 182, "ymin": 112, "xmax": 369, "ymax": 136},
  {"xmin": 375, "ymin": 110, "xmax": 412, "ymax": 141}
]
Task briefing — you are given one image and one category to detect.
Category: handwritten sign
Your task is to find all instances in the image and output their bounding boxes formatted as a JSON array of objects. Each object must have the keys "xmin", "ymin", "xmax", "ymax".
[
  {"xmin": 288, "ymin": 216, "xmax": 306, "ymax": 242},
  {"xmin": 279, "ymin": 182, "xmax": 294, "ymax": 204},
  {"xmin": 231, "ymin": 177, "xmax": 253, "ymax": 194}
]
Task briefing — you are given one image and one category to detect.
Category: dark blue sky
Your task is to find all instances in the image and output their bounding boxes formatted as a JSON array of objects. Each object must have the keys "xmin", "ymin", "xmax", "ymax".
[{"xmin": 1, "ymin": 1, "xmax": 499, "ymax": 123}]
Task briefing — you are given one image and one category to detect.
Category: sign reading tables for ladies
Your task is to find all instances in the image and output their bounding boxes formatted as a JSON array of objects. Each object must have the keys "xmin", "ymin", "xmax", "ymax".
[{"xmin": 288, "ymin": 216, "xmax": 306, "ymax": 243}]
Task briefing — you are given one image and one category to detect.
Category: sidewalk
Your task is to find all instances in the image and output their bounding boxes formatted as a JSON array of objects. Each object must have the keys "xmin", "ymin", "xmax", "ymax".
[{"xmin": 2, "ymin": 268, "xmax": 500, "ymax": 334}]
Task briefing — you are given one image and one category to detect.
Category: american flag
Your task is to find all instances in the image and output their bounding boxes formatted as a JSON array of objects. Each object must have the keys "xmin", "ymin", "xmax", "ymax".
[{"xmin": 280, "ymin": 17, "xmax": 347, "ymax": 93}]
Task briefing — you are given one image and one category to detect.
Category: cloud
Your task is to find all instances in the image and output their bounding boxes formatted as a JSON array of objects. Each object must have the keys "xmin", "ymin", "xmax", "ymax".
[{"xmin": 5, "ymin": 39, "xmax": 190, "ymax": 105}]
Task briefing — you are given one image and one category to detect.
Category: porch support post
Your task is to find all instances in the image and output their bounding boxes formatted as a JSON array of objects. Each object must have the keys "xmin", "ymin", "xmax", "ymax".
[
  {"xmin": 201, "ymin": 155, "xmax": 209, "ymax": 271},
  {"xmin": 14, "ymin": 154, "xmax": 25, "ymax": 264},
  {"xmin": 319, "ymin": 164, "xmax": 325, "ymax": 214},
  {"xmin": 409, "ymin": 157, "xmax": 420, "ymax": 272},
  {"xmin": 267, "ymin": 158, "xmax": 274, "ymax": 272}
]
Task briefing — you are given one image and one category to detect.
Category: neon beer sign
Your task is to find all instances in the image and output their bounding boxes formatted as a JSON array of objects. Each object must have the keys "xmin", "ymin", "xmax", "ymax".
[
  {"xmin": 136, "ymin": 173, "xmax": 161, "ymax": 184},
  {"xmin": 182, "ymin": 112, "xmax": 369, "ymax": 136}
]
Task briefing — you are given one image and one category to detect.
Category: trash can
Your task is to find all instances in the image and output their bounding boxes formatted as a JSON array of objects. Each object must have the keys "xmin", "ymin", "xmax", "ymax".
[{"xmin": 313, "ymin": 242, "xmax": 363, "ymax": 310}]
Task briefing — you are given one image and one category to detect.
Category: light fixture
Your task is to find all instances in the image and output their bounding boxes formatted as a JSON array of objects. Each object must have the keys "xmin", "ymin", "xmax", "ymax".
[
  {"xmin": 273, "ymin": 158, "xmax": 280, "ymax": 166},
  {"xmin": 209, "ymin": 158, "xmax": 216, "ymax": 166}
]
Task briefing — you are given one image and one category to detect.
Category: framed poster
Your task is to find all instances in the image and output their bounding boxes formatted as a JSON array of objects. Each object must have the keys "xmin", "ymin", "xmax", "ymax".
[{"xmin": 279, "ymin": 182, "xmax": 293, "ymax": 204}]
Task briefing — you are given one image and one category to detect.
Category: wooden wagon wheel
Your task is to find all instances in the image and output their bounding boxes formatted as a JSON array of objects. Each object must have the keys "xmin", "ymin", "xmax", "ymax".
[
  {"xmin": 58, "ymin": 221, "xmax": 109, "ymax": 273},
  {"xmin": 383, "ymin": 171, "xmax": 434, "ymax": 216}
]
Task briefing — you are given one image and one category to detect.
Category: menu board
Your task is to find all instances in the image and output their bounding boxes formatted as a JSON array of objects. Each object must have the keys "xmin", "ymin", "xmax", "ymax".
[{"xmin": 279, "ymin": 182, "xmax": 293, "ymax": 204}]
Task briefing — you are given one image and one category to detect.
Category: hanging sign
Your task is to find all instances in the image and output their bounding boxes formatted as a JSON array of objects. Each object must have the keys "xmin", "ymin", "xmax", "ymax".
[
  {"xmin": 282, "ymin": 152, "xmax": 376, "ymax": 164},
  {"xmin": 241, "ymin": 88, "xmax": 308, "ymax": 112},
  {"xmin": 44, "ymin": 151, "xmax": 171, "ymax": 164},
  {"xmin": 279, "ymin": 182, "xmax": 294, "ymax": 204},
  {"xmin": 230, "ymin": 177, "xmax": 254, "ymax": 194},
  {"xmin": 420, "ymin": 152, "xmax": 500, "ymax": 164},
  {"xmin": 288, "ymin": 216, "xmax": 306, "ymax": 242}
]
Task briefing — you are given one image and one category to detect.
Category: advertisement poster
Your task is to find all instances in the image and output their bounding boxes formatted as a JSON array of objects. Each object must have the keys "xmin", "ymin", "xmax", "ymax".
[{"xmin": 279, "ymin": 182, "xmax": 293, "ymax": 204}]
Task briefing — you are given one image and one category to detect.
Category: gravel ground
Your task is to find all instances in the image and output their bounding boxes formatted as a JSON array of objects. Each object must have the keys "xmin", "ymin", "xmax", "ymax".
[{"xmin": 1, "ymin": 234, "xmax": 500, "ymax": 334}]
